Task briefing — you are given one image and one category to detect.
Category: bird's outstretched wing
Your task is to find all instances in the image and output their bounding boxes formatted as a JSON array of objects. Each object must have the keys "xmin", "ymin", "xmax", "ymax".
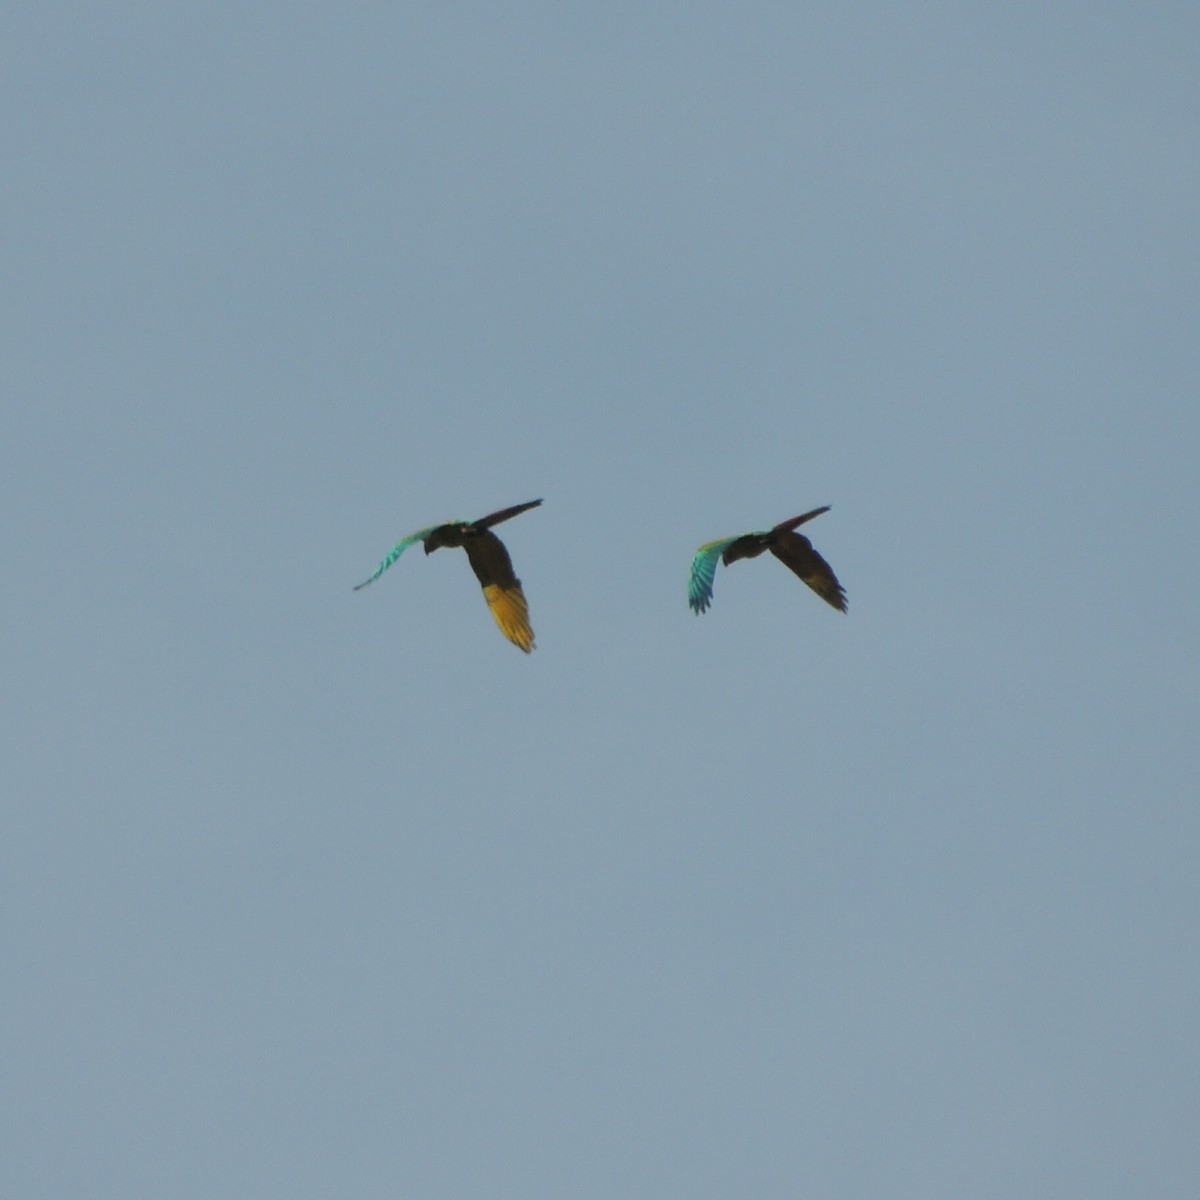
[
  {"xmin": 772, "ymin": 505, "xmax": 831, "ymax": 534},
  {"xmin": 688, "ymin": 537, "xmax": 741, "ymax": 614},
  {"xmin": 770, "ymin": 532, "xmax": 847, "ymax": 612},
  {"xmin": 475, "ymin": 498, "xmax": 542, "ymax": 529},
  {"xmin": 352, "ymin": 525, "xmax": 441, "ymax": 590}
]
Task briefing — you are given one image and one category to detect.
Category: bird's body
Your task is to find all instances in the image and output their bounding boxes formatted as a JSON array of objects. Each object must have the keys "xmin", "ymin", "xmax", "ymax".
[
  {"xmin": 689, "ymin": 505, "xmax": 846, "ymax": 615},
  {"xmin": 355, "ymin": 499, "xmax": 541, "ymax": 652}
]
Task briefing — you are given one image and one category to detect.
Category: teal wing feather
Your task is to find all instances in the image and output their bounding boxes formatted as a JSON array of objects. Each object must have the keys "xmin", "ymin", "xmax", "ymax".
[
  {"xmin": 688, "ymin": 537, "xmax": 740, "ymax": 614},
  {"xmin": 353, "ymin": 525, "xmax": 441, "ymax": 590}
]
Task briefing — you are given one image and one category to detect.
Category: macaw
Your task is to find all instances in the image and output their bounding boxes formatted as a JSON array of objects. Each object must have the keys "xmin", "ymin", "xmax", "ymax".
[
  {"xmin": 689, "ymin": 505, "xmax": 846, "ymax": 616},
  {"xmin": 355, "ymin": 499, "xmax": 541, "ymax": 652}
]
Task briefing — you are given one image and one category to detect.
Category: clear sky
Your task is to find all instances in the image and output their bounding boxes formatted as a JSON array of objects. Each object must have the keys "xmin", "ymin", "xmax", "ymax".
[{"xmin": 5, "ymin": 4, "xmax": 1198, "ymax": 1196}]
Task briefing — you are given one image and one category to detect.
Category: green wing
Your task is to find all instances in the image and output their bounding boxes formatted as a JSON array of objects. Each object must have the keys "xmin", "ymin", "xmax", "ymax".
[
  {"xmin": 688, "ymin": 537, "xmax": 740, "ymax": 614},
  {"xmin": 353, "ymin": 525, "xmax": 441, "ymax": 590}
]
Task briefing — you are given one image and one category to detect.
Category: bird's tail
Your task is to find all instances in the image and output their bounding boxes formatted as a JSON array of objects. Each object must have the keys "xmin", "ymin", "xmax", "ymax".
[{"xmin": 483, "ymin": 583, "xmax": 536, "ymax": 652}]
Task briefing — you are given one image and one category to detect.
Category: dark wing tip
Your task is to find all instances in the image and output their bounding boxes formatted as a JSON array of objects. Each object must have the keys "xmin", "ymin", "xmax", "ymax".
[
  {"xmin": 772, "ymin": 505, "xmax": 832, "ymax": 533},
  {"xmin": 476, "ymin": 498, "xmax": 543, "ymax": 529}
]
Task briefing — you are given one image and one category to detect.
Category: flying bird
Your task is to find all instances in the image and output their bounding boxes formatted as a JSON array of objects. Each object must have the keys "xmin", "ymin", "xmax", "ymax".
[
  {"xmin": 688, "ymin": 505, "xmax": 847, "ymax": 616},
  {"xmin": 355, "ymin": 499, "xmax": 541, "ymax": 652}
]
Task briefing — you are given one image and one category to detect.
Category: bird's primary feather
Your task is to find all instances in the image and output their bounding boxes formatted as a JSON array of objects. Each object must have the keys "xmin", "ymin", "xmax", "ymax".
[
  {"xmin": 688, "ymin": 537, "xmax": 742, "ymax": 613},
  {"xmin": 352, "ymin": 525, "xmax": 442, "ymax": 590}
]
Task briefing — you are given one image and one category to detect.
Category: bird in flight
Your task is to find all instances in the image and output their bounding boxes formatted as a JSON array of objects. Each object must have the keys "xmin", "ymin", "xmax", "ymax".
[
  {"xmin": 688, "ymin": 505, "xmax": 847, "ymax": 616},
  {"xmin": 355, "ymin": 499, "xmax": 541, "ymax": 652}
]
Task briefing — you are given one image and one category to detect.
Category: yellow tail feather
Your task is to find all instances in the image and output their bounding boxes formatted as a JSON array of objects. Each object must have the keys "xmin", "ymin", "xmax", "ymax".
[{"xmin": 483, "ymin": 584, "xmax": 535, "ymax": 652}]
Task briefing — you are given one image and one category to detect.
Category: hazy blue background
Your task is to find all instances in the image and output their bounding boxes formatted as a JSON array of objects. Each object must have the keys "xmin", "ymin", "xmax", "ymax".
[{"xmin": 5, "ymin": 4, "xmax": 1197, "ymax": 1196}]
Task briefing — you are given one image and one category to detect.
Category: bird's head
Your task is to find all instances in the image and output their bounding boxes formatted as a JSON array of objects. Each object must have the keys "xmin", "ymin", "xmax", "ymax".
[
  {"xmin": 424, "ymin": 523, "xmax": 466, "ymax": 554},
  {"xmin": 722, "ymin": 533, "xmax": 771, "ymax": 566}
]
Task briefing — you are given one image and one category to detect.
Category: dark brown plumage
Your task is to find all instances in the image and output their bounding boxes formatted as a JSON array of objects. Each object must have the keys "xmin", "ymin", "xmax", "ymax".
[{"xmin": 424, "ymin": 501, "xmax": 537, "ymax": 587}]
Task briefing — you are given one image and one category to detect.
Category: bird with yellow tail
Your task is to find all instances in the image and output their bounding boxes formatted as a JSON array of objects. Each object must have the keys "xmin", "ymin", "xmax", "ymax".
[{"xmin": 355, "ymin": 499, "xmax": 541, "ymax": 652}]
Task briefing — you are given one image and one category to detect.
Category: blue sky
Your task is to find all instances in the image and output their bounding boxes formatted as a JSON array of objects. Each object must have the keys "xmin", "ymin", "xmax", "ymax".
[{"xmin": 4, "ymin": 4, "xmax": 1198, "ymax": 1196}]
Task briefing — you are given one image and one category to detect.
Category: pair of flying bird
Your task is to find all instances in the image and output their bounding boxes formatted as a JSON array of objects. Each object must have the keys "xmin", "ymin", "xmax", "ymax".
[{"xmin": 354, "ymin": 499, "xmax": 846, "ymax": 652}]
